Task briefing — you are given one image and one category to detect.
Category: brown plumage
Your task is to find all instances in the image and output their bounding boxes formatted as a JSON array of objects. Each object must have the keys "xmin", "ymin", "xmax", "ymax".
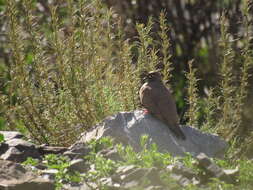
[{"xmin": 139, "ymin": 71, "xmax": 186, "ymax": 140}]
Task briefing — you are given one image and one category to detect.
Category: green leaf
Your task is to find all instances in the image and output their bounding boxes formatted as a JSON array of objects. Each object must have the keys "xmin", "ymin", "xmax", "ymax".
[{"xmin": 0, "ymin": 133, "xmax": 4, "ymax": 143}]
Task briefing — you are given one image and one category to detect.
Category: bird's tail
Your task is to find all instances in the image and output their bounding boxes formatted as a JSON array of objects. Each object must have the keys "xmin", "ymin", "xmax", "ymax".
[{"xmin": 171, "ymin": 127, "xmax": 186, "ymax": 140}]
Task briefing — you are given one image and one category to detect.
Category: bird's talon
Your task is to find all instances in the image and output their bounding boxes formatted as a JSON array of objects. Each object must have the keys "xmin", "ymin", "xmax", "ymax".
[{"xmin": 143, "ymin": 109, "xmax": 149, "ymax": 114}]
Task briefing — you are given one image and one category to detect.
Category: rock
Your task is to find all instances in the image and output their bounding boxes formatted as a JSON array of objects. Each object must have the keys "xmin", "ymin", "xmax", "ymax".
[
  {"xmin": 99, "ymin": 177, "xmax": 113, "ymax": 186},
  {"xmin": 0, "ymin": 142, "xmax": 8, "ymax": 155},
  {"xmin": 2, "ymin": 139, "xmax": 41, "ymax": 162},
  {"xmin": 145, "ymin": 167, "xmax": 164, "ymax": 186},
  {"xmin": 167, "ymin": 162, "xmax": 197, "ymax": 179},
  {"xmin": 78, "ymin": 111, "xmax": 227, "ymax": 158},
  {"xmin": 0, "ymin": 159, "xmax": 27, "ymax": 180},
  {"xmin": 224, "ymin": 168, "xmax": 239, "ymax": 180},
  {"xmin": 120, "ymin": 168, "xmax": 146, "ymax": 182},
  {"xmin": 68, "ymin": 159, "xmax": 88, "ymax": 173},
  {"xmin": 64, "ymin": 142, "xmax": 91, "ymax": 159},
  {"xmin": 6, "ymin": 139, "xmax": 35, "ymax": 149},
  {"xmin": 35, "ymin": 163, "xmax": 47, "ymax": 170},
  {"xmin": 62, "ymin": 183, "xmax": 91, "ymax": 190},
  {"xmin": 146, "ymin": 186, "xmax": 164, "ymax": 190},
  {"xmin": 40, "ymin": 169, "xmax": 59, "ymax": 180},
  {"xmin": 37, "ymin": 145, "xmax": 67, "ymax": 155},
  {"xmin": 1, "ymin": 147, "xmax": 23, "ymax": 162},
  {"xmin": 0, "ymin": 131, "xmax": 24, "ymax": 141},
  {"xmin": 113, "ymin": 165, "xmax": 155, "ymax": 187},
  {"xmin": 98, "ymin": 147, "xmax": 122, "ymax": 161},
  {"xmin": 0, "ymin": 178, "xmax": 55, "ymax": 190},
  {"xmin": 0, "ymin": 159, "xmax": 54, "ymax": 190},
  {"xmin": 196, "ymin": 153, "xmax": 233, "ymax": 183},
  {"xmin": 122, "ymin": 180, "xmax": 139, "ymax": 189},
  {"xmin": 112, "ymin": 165, "xmax": 137, "ymax": 183},
  {"xmin": 170, "ymin": 173, "xmax": 192, "ymax": 187}
]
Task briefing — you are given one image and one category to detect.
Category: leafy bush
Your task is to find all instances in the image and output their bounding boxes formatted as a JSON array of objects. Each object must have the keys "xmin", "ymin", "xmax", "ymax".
[{"xmin": 0, "ymin": 0, "xmax": 252, "ymax": 153}]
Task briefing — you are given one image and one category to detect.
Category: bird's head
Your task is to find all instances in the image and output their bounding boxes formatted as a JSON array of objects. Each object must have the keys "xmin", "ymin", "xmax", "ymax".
[{"xmin": 146, "ymin": 71, "xmax": 162, "ymax": 82}]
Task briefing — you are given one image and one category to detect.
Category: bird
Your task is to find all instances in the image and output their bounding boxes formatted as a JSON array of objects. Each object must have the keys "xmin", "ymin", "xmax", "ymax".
[{"xmin": 139, "ymin": 71, "xmax": 186, "ymax": 140}]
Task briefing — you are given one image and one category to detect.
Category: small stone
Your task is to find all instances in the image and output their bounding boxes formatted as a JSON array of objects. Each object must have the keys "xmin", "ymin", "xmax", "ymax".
[
  {"xmin": 123, "ymin": 180, "xmax": 139, "ymax": 188},
  {"xmin": 196, "ymin": 153, "xmax": 212, "ymax": 168},
  {"xmin": 170, "ymin": 162, "xmax": 196, "ymax": 179},
  {"xmin": 116, "ymin": 165, "xmax": 137, "ymax": 174},
  {"xmin": 98, "ymin": 147, "xmax": 122, "ymax": 161},
  {"xmin": 224, "ymin": 168, "xmax": 239, "ymax": 178},
  {"xmin": 113, "ymin": 165, "xmax": 137, "ymax": 182},
  {"xmin": 62, "ymin": 183, "xmax": 91, "ymax": 190},
  {"xmin": 41, "ymin": 169, "xmax": 59, "ymax": 180},
  {"xmin": 179, "ymin": 176, "xmax": 192, "ymax": 186},
  {"xmin": 68, "ymin": 159, "xmax": 88, "ymax": 173},
  {"xmin": 196, "ymin": 153, "xmax": 233, "ymax": 184},
  {"xmin": 146, "ymin": 186, "xmax": 164, "ymax": 190},
  {"xmin": 120, "ymin": 168, "xmax": 146, "ymax": 182},
  {"xmin": 35, "ymin": 163, "xmax": 47, "ymax": 170},
  {"xmin": 145, "ymin": 167, "xmax": 164, "ymax": 186},
  {"xmin": 99, "ymin": 177, "xmax": 113, "ymax": 186},
  {"xmin": 170, "ymin": 173, "xmax": 191, "ymax": 187},
  {"xmin": 64, "ymin": 142, "xmax": 91, "ymax": 159},
  {"xmin": 86, "ymin": 182, "xmax": 98, "ymax": 189}
]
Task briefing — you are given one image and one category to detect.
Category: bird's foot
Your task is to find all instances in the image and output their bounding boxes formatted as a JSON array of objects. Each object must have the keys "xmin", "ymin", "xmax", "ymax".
[{"xmin": 142, "ymin": 109, "xmax": 149, "ymax": 114}]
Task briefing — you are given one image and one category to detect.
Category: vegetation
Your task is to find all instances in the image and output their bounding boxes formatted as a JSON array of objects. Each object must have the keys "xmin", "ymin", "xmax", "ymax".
[{"xmin": 22, "ymin": 137, "xmax": 253, "ymax": 189}]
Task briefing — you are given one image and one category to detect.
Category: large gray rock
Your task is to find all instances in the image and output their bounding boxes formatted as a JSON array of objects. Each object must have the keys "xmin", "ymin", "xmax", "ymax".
[{"xmin": 78, "ymin": 110, "xmax": 227, "ymax": 158}]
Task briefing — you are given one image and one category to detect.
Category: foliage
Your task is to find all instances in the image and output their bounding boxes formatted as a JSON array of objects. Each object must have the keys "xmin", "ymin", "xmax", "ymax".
[
  {"xmin": 0, "ymin": 0, "xmax": 165, "ymax": 145},
  {"xmin": 44, "ymin": 154, "xmax": 81, "ymax": 190},
  {"xmin": 117, "ymin": 135, "xmax": 174, "ymax": 168},
  {"xmin": 185, "ymin": 60, "xmax": 200, "ymax": 127},
  {"xmin": 1, "ymin": 0, "xmax": 253, "ymax": 189},
  {"xmin": 22, "ymin": 157, "xmax": 39, "ymax": 167},
  {"xmin": 0, "ymin": 133, "xmax": 4, "ymax": 143},
  {"xmin": 19, "ymin": 135, "xmax": 253, "ymax": 189},
  {"xmin": 81, "ymin": 137, "xmax": 253, "ymax": 189},
  {"xmin": 0, "ymin": 0, "xmax": 252, "ymax": 155}
]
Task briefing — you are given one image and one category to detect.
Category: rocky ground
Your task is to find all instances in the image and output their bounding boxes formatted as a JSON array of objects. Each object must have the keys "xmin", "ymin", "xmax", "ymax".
[
  {"xmin": 0, "ymin": 130, "xmax": 238, "ymax": 190},
  {"xmin": 0, "ymin": 111, "xmax": 237, "ymax": 190}
]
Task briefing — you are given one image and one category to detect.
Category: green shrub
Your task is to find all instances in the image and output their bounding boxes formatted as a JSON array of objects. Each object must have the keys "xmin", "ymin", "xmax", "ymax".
[{"xmin": 1, "ymin": 0, "xmax": 253, "ymax": 152}]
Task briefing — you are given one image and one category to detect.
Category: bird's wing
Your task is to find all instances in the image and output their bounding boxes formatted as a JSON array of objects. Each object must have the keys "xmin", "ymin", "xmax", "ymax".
[
  {"xmin": 140, "ymin": 84, "xmax": 185, "ymax": 140},
  {"xmin": 157, "ymin": 96, "xmax": 186, "ymax": 139},
  {"xmin": 140, "ymin": 84, "xmax": 177, "ymax": 122},
  {"xmin": 140, "ymin": 85, "xmax": 164, "ymax": 121}
]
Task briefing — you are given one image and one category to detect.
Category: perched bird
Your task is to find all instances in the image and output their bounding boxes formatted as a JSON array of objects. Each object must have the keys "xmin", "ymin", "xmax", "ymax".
[{"xmin": 139, "ymin": 71, "xmax": 186, "ymax": 140}]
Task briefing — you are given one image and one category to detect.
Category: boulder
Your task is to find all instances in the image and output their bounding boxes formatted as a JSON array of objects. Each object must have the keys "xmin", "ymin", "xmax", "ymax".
[
  {"xmin": 98, "ymin": 147, "xmax": 122, "ymax": 161},
  {"xmin": 0, "ymin": 131, "xmax": 24, "ymax": 141},
  {"xmin": 64, "ymin": 142, "xmax": 91, "ymax": 159},
  {"xmin": 196, "ymin": 153, "xmax": 234, "ymax": 184},
  {"xmin": 0, "ymin": 159, "xmax": 54, "ymax": 190},
  {"xmin": 68, "ymin": 159, "xmax": 88, "ymax": 173},
  {"xmin": 1, "ymin": 139, "xmax": 41, "ymax": 162},
  {"xmin": 0, "ymin": 142, "xmax": 8, "ymax": 155},
  {"xmin": 78, "ymin": 110, "xmax": 227, "ymax": 158},
  {"xmin": 37, "ymin": 145, "xmax": 68, "ymax": 155}
]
